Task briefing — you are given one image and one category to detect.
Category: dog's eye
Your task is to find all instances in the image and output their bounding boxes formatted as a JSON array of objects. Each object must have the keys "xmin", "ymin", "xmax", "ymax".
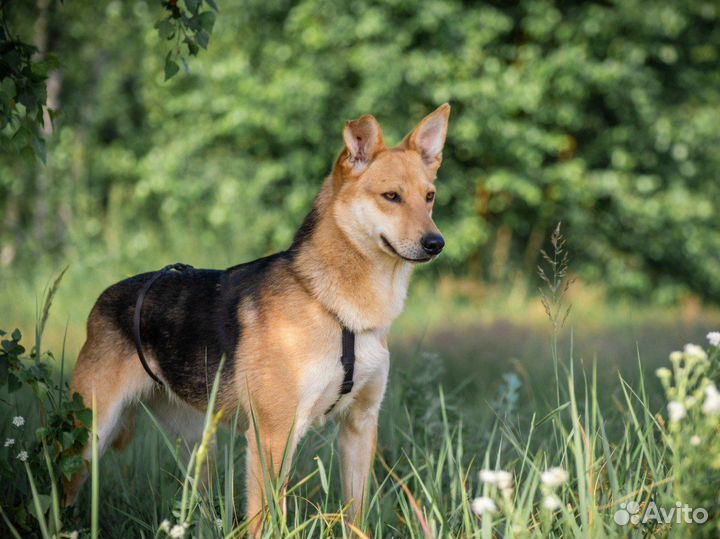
[
  {"xmin": 426, "ymin": 192, "xmax": 435, "ymax": 203},
  {"xmin": 382, "ymin": 192, "xmax": 401, "ymax": 203}
]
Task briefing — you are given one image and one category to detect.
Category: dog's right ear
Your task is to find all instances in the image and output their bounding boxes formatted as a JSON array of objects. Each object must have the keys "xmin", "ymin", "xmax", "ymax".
[{"xmin": 340, "ymin": 114, "xmax": 386, "ymax": 176}]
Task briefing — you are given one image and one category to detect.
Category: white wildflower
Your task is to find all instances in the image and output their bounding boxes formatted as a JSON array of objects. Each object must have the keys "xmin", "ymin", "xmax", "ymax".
[
  {"xmin": 169, "ymin": 524, "xmax": 187, "ymax": 539},
  {"xmin": 669, "ymin": 351, "xmax": 683, "ymax": 363},
  {"xmin": 683, "ymin": 343, "xmax": 707, "ymax": 361},
  {"xmin": 541, "ymin": 467, "xmax": 569, "ymax": 488},
  {"xmin": 495, "ymin": 470, "xmax": 514, "ymax": 495},
  {"xmin": 542, "ymin": 494, "xmax": 562, "ymax": 511},
  {"xmin": 702, "ymin": 384, "xmax": 720, "ymax": 416},
  {"xmin": 707, "ymin": 332, "xmax": 720, "ymax": 348},
  {"xmin": 686, "ymin": 396, "xmax": 697, "ymax": 408},
  {"xmin": 4, "ymin": 438, "xmax": 15, "ymax": 447},
  {"xmin": 471, "ymin": 496, "xmax": 498, "ymax": 516},
  {"xmin": 16, "ymin": 450, "xmax": 28, "ymax": 462},
  {"xmin": 479, "ymin": 469, "xmax": 513, "ymax": 495},
  {"xmin": 12, "ymin": 416, "xmax": 25, "ymax": 427},
  {"xmin": 479, "ymin": 469, "xmax": 496, "ymax": 483},
  {"xmin": 69, "ymin": 531, "xmax": 79, "ymax": 539},
  {"xmin": 159, "ymin": 519, "xmax": 171, "ymax": 533},
  {"xmin": 667, "ymin": 401, "xmax": 686, "ymax": 422},
  {"xmin": 690, "ymin": 435, "xmax": 702, "ymax": 446},
  {"xmin": 215, "ymin": 518, "xmax": 223, "ymax": 530},
  {"xmin": 655, "ymin": 367, "xmax": 671, "ymax": 380},
  {"xmin": 494, "ymin": 470, "xmax": 513, "ymax": 488}
]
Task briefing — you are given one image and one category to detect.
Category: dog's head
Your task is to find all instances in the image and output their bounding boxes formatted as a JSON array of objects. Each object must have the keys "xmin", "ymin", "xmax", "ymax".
[{"xmin": 332, "ymin": 104, "xmax": 450, "ymax": 263}]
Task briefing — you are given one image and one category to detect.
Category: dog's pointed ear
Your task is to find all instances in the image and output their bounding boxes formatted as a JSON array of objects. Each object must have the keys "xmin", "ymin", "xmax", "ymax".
[
  {"xmin": 341, "ymin": 114, "xmax": 386, "ymax": 175},
  {"xmin": 401, "ymin": 103, "xmax": 450, "ymax": 172}
]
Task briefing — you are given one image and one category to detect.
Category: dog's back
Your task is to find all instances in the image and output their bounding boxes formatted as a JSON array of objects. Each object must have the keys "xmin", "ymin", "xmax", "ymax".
[
  {"xmin": 94, "ymin": 267, "xmax": 232, "ymax": 406},
  {"xmin": 89, "ymin": 253, "xmax": 295, "ymax": 407}
]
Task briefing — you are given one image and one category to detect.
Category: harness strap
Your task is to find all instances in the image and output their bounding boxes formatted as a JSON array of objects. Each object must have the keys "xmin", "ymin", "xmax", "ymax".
[
  {"xmin": 324, "ymin": 326, "xmax": 355, "ymax": 414},
  {"xmin": 288, "ymin": 269, "xmax": 357, "ymax": 404},
  {"xmin": 132, "ymin": 263, "xmax": 357, "ymax": 408},
  {"xmin": 132, "ymin": 263, "xmax": 193, "ymax": 386},
  {"xmin": 339, "ymin": 327, "xmax": 355, "ymax": 394}
]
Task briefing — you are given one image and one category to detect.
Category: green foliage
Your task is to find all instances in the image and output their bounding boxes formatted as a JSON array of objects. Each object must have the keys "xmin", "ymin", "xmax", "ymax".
[
  {"xmin": 1, "ymin": 0, "xmax": 719, "ymax": 302},
  {"xmin": 2, "ymin": 289, "xmax": 718, "ymax": 537},
  {"xmin": 0, "ymin": 7, "xmax": 57, "ymax": 163},
  {"xmin": 0, "ymin": 272, "xmax": 92, "ymax": 539},
  {"xmin": 0, "ymin": 326, "xmax": 93, "ymax": 538},
  {"xmin": 657, "ymin": 342, "xmax": 720, "ymax": 539},
  {"xmin": 0, "ymin": 0, "xmax": 217, "ymax": 167},
  {"xmin": 155, "ymin": 0, "xmax": 218, "ymax": 80}
]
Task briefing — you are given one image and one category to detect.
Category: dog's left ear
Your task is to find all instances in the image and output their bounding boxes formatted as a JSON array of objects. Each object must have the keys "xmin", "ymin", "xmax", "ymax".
[
  {"xmin": 401, "ymin": 103, "xmax": 451, "ymax": 173},
  {"xmin": 341, "ymin": 114, "xmax": 386, "ymax": 176}
]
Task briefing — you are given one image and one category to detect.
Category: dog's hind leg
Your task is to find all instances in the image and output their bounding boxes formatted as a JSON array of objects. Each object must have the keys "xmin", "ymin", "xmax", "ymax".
[
  {"xmin": 63, "ymin": 312, "xmax": 154, "ymax": 506},
  {"xmin": 111, "ymin": 406, "xmax": 138, "ymax": 451},
  {"xmin": 145, "ymin": 392, "xmax": 215, "ymax": 488}
]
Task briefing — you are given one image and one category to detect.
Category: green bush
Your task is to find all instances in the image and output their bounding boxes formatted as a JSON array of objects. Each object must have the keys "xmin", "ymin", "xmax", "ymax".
[
  {"xmin": 1, "ymin": 0, "xmax": 719, "ymax": 301},
  {"xmin": 0, "ymin": 275, "xmax": 92, "ymax": 539}
]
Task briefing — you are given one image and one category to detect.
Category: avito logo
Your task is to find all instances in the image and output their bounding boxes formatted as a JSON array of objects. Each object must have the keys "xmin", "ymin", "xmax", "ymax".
[{"xmin": 614, "ymin": 501, "xmax": 708, "ymax": 526}]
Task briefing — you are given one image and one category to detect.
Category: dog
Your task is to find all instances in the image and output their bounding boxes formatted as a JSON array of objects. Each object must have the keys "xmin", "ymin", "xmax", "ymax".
[{"xmin": 64, "ymin": 103, "xmax": 450, "ymax": 532}]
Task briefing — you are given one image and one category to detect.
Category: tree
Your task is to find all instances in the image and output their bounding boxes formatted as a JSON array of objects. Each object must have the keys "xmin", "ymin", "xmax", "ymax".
[{"xmin": 1, "ymin": 0, "xmax": 719, "ymax": 303}]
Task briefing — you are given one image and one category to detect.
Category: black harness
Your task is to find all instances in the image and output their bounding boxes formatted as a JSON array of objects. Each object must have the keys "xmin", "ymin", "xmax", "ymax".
[{"xmin": 132, "ymin": 264, "xmax": 356, "ymax": 406}]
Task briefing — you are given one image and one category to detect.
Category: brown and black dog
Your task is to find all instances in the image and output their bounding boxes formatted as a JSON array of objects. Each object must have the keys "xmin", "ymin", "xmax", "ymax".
[{"xmin": 65, "ymin": 104, "xmax": 451, "ymax": 531}]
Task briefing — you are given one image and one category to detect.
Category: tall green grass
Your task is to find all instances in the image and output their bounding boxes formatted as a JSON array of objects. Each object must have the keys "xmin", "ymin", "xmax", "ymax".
[{"xmin": 1, "ymin": 236, "xmax": 719, "ymax": 538}]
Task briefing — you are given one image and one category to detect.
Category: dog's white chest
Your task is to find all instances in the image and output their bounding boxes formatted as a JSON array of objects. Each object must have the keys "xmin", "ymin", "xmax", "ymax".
[{"xmin": 298, "ymin": 328, "xmax": 389, "ymax": 426}]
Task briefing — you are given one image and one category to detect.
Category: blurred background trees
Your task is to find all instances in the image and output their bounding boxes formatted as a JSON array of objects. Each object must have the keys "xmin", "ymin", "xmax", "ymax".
[{"xmin": 1, "ymin": 0, "xmax": 719, "ymax": 303}]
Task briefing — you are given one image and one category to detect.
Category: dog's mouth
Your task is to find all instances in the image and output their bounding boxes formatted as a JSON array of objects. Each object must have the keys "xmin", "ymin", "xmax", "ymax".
[{"xmin": 380, "ymin": 235, "xmax": 432, "ymax": 263}]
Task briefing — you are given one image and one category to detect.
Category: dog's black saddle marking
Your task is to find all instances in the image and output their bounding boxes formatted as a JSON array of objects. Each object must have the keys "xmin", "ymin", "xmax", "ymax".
[{"xmin": 131, "ymin": 263, "xmax": 357, "ymax": 405}]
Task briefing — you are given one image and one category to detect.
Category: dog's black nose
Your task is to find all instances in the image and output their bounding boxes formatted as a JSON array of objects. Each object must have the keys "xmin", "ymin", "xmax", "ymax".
[{"xmin": 420, "ymin": 233, "xmax": 445, "ymax": 256}]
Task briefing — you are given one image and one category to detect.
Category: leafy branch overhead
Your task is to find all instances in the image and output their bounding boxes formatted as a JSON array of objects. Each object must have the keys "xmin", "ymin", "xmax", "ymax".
[
  {"xmin": 0, "ymin": 0, "xmax": 219, "ymax": 163},
  {"xmin": 0, "ymin": 13, "xmax": 58, "ymax": 162},
  {"xmin": 155, "ymin": 0, "xmax": 218, "ymax": 81}
]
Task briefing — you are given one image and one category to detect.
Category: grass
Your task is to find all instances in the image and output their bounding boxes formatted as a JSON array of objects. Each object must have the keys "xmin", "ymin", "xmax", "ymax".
[{"xmin": 1, "ymin": 241, "xmax": 719, "ymax": 538}]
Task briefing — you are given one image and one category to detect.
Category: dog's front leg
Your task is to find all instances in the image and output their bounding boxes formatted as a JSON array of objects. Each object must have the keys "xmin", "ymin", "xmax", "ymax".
[
  {"xmin": 245, "ymin": 418, "xmax": 298, "ymax": 537},
  {"xmin": 339, "ymin": 367, "xmax": 388, "ymax": 523}
]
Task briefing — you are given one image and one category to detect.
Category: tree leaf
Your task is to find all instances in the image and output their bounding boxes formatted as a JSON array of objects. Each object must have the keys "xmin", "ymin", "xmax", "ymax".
[
  {"xmin": 197, "ymin": 11, "xmax": 216, "ymax": 33},
  {"xmin": 184, "ymin": 37, "xmax": 199, "ymax": 56},
  {"xmin": 196, "ymin": 30, "xmax": 209, "ymax": 50},
  {"xmin": 156, "ymin": 19, "xmax": 175, "ymax": 40},
  {"xmin": 76, "ymin": 408, "xmax": 92, "ymax": 427},
  {"xmin": 28, "ymin": 494, "xmax": 51, "ymax": 522},
  {"xmin": 59, "ymin": 455, "xmax": 84, "ymax": 480},
  {"xmin": 31, "ymin": 137, "xmax": 47, "ymax": 164},
  {"xmin": 0, "ymin": 77, "xmax": 16, "ymax": 105},
  {"xmin": 164, "ymin": 54, "xmax": 180, "ymax": 81},
  {"xmin": 8, "ymin": 373, "xmax": 22, "ymax": 393},
  {"xmin": 61, "ymin": 430, "xmax": 75, "ymax": 449},
  {"xmin": 184, "ymin": 0, "xmax": 201, "ymax": 15}
]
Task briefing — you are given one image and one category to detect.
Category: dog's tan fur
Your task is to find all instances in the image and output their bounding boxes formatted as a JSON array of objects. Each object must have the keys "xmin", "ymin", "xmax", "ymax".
[{"xmin": 65, "ymin": 104, "xmax": 450, "ymax": 533}]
